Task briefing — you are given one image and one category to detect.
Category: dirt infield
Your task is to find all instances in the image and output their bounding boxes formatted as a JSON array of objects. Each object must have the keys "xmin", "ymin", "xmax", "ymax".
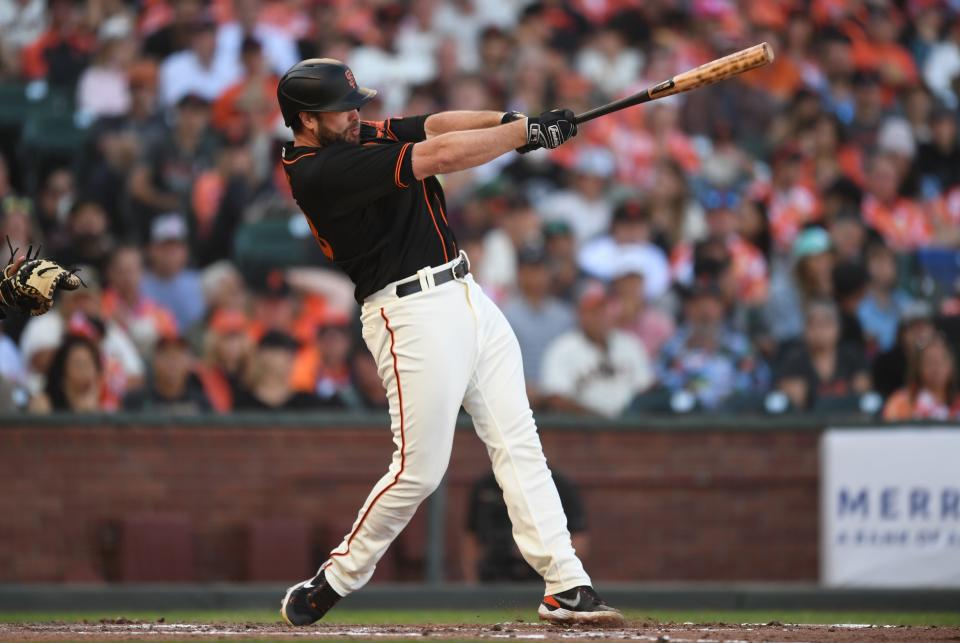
[{"xmin": 2, "ymin": 620, "xmax": 959, "ymax": 642}]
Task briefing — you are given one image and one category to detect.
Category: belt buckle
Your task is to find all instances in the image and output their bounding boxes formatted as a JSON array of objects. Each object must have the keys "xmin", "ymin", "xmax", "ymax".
[{"xmin": 452, "ymin": 260, "xmax": 466, "ymax": 279}]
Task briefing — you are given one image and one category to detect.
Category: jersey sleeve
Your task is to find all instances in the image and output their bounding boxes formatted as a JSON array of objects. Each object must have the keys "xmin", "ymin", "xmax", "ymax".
[
  {"xmin": 361, "ymin": 114, "xmax": 430, "ymax": 143},
  {"xmin": 306, "ymin": 142, "xmax": 416, "ymax": 209}
]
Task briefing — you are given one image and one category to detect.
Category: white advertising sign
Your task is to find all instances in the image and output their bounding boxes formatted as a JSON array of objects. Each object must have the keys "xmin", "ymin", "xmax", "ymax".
[{"xmin": 821, "ymin": 428, "xmax": 960, "ymax": 587}]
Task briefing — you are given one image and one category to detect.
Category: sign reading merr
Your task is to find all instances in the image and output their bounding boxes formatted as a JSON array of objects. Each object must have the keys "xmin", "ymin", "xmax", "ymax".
[
  {"xmin": 822, "ymin": 429, "xmax": 960, "ymax": 587},
  {"xmin": 838, "ymin": 487, "xmax": 960, "ymax": 520}
]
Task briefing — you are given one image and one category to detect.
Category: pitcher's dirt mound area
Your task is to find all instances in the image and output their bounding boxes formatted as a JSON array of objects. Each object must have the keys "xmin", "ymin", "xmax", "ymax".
[{"xmin": 1, "ymin": 620, "xmax": 959, "ymax": 642}]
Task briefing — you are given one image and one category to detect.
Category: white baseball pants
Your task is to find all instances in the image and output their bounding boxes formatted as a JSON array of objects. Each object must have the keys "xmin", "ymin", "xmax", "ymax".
[{"xmin": 320, "ymin": 255, "xmax": 590, "ymax": 596}]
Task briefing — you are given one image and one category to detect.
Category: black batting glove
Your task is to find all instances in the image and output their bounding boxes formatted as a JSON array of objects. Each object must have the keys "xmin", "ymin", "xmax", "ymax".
[
  {"xmin": 502, "ymin": 111, "xmax": 538, "ymax": 154},
  {"xmin": 526, "ymin": 108, "xmax": 577, "ymax": 150}
]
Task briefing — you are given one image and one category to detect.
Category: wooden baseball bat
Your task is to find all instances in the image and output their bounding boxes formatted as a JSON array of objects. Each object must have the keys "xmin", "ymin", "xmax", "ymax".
[{"xmin": 573, "ymin": 42, "xmax": 775, "ymax": 124}]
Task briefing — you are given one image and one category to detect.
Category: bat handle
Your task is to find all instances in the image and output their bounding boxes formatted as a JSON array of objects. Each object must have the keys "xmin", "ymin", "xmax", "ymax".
[{"xmin": 573, "ymin": 89, "xmax": 652, "ymax": 125}]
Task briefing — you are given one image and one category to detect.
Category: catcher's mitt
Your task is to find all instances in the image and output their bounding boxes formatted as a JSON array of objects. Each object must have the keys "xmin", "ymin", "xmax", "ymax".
[{"xmin": 0, "ymin": 240, "xmax": 84, "ymax": 318}]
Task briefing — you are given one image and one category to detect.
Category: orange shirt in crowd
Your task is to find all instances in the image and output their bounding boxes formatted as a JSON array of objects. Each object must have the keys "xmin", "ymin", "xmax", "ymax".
[
  {"xmin": 671, "ymin": 236, "xmax": 769, "ymax": 305},
  {"xmin": 883, "ymin": 388, "xmax": 960, "ymax": 421},
  {"xmin": 741, "ymin": 56, "xmax": 804, "ymax": 101},
  {"xmin": 861, "ymin": 195, "xmax": 933, "ymax": 251},
  {"xmin": 769, "ymin": 184, "xmax": 821, "ymax": 252},
  {"xmin": 211, "ymin": 77, "xmax": 281, "ymax": 142},
  {"xmin": 20, "ymin": 30, "xmax": 95, "ymax": 80}
]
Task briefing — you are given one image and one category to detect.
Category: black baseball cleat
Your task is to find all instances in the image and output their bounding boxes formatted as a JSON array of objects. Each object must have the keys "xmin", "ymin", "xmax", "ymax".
[
  {"xmin": 280, "ymin": 570, "xmax": 342, "ymax": 626},
  {"xmin": 538, "ymin": 585, "xmax": 625, "ymax": 626}
]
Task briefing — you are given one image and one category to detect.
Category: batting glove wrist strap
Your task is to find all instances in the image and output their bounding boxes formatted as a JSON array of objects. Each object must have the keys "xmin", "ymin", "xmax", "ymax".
[
  {"xmin": 501, "ymin": 111, "xmax": 538, "ymax": 154},
  {"xmin": 526, "ymin": 109, "xmax": 578, "ymax": 150}
]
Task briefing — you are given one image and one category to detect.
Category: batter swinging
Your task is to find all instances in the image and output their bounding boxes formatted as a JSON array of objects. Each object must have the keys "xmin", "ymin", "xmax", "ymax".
[{"xmin": 277, "ymin": 58, "xmax": 623, "ymax": 627}]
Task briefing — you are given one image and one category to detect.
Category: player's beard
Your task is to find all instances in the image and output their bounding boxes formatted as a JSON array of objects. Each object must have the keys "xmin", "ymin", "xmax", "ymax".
[{"xmin": 317, "ymin": 122, "xmax": 360, "ymax": 146}]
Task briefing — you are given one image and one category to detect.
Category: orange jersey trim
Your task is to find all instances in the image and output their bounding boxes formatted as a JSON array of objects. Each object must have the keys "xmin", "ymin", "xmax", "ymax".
[
  {"xmin": 327, "ymin": 308, "xmax": 406, "ymax": 563},
  {"xmin": 282, "ymin": 151, "xmax": 317, "ymax": 165},
  {"xmin": 394, "ymin": 143, "xmax": 411, "ymax": 188},
  {"xmin": 423, "ymin": 182, "xmax": 449, "ymax": 262}
]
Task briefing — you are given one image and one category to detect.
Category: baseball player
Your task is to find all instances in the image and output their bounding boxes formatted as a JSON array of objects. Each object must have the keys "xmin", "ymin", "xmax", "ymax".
[{"xmin": 276, "ymin": 59, "xmax": 623, "ymax": 627}]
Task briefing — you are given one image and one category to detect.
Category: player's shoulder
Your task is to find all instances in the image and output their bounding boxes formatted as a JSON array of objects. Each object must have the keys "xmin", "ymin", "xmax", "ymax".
[
  {"xmin": 280, "ymin": 143, "xmax": 322, "ymax": 170},
  {"xmin": 360, "ymin": 119, "xmax": 405, "ymax": 145}
]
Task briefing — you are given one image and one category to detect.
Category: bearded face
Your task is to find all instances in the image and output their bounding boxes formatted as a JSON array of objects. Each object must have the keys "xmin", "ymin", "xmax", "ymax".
[{"xmin": 314, "ymin": 110, "xmax": 360, "ymax": 145}]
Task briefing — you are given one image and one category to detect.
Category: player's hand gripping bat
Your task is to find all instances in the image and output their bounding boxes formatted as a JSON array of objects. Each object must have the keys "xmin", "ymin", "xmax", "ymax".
[{"xmin": 573, "ymin": 42, "xmax": 775, "ymax": 125}]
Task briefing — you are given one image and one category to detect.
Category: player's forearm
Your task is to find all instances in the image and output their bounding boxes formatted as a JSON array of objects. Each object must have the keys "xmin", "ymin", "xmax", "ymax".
[
  {"xmin": 411, "ymin": 120, "xmax": 526, "ymax": 179},
  {"xmin": 423, "ymin": 111, "xmax": 506, "ymax": 138}
]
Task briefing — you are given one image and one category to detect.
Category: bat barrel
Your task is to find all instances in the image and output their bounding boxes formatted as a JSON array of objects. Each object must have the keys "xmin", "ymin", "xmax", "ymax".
[{"xmin": 573, "ymin": 42, "xmax": 774, "ymax": 124}]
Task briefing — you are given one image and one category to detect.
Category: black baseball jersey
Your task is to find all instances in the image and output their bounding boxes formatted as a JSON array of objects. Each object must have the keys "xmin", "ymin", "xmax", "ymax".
[{"xmin": 281, "ymin": 115, "xmax": 458, "ymax": 303}]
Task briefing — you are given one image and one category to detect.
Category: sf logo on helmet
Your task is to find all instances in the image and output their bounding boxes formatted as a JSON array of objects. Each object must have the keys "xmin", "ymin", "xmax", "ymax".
[{"xmin": 344, "ymin": 69, "xmax": 357, "ymax": 89}]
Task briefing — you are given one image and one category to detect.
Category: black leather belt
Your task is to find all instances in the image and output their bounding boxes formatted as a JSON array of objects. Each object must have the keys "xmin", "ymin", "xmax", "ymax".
[{"xmin": 396, "ymin": 259, "xmax": 469, "ymax": 298}]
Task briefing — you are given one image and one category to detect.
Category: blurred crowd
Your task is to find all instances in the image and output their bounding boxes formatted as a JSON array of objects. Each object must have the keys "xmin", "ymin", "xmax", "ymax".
[{"xmin": 1, "ymin": 0, "xmax": 960, "ymax": 420}]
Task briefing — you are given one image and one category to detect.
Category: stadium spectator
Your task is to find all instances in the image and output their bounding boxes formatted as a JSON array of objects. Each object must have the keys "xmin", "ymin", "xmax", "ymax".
[
  {"xmin": 501, "ymin": 245, "xmax": 575, "ymax": 388},
  {"xmin": 922, "ymin": 15, "xmax": 960, "ymax": 109},
  {"xmin": 916, "ymin": 108, "xmax": 960, "ymax": 197},
  {"xmin": 883, "ymin": 333, "xmax": 960, "ymax": 420},
  {"xmin": 101, "ymin": 244, "xmax": 177, "ymax": 358},
  {"xmin": 234, "ymin": 330, "xmax": 326, "ymax": 411},
  {"xmin": 306, "ymin": 315, "xmax": 353, "ymax": 403},
  {"xmin": 578, "ymin": 199, "xmax": 670, "ymax": 302},
  {"xmin": 646, "ymin": 158, "xmax": 706, "ymax": 250},
  {"xmin": 336, "ymin": 344, "xmax": 388, "ymax": 411},
  {"xmin": 872, "ymin": 300, "xmax": 938, "ymax": 399},
  {"xmin": 827, "ymin": 209, "xmax": 870, "ymax": 264},
  {"xmin": 19, "ymin": 0, "xmax": 93, "ymax": 86},
  {"xmin": 200, "ymin": 260, "xmax": 249, "ymax": 315},
  {"xmin": 211, "ymin": 36, "xmax": 280, "ymax": 143},
  {"xmin": 141, "ymin": 214, "xmax": 206, "ymax": 332},
  {"xmin": 831, "ymin": 260, "xmax": 869, "ymax": 353},
  {"xmin": 0, "ymin": 0, "xmax": 46, "ymax": 75},
  {"xmin": 776, "ymin": 299, "xmax": 870, "ymax": 411},
  {"xmin": 539, "ymin": 283, "xmax": 653, "ymax": 418},
  {"xmin": 128, "ymin": 93, "xmax": 219, "ymax": 231},
  {"xmin": 82, "ymin": 119, "xmax": 142, "ymax": 235},
  {"xmin": 672, "ymin": 186, "xmax": 769, "ymax": 306},
  {"xmin": 34, "ymin": 167, "xmax": 75, "ymax": 240},
  {"xmin": 122, "ymin": 331, "xmax": 211, "ymax": 414},
  {"xmin": 767, "ymin": 145, "xmax": 820, "ymax": 253},
  {"xmin": 479, "ymin": 191, "xmax": 541, "ymax": 301},
  {"xmin": 19, "ymin": 269, "xmax": 144, "ymax": 398},
  {"xmin": 215, "ymin": 0, "xmax": 298, "ymax": 77},
  {"xmin": 537, "ymin": 147, "xmax": 616, "ymax": 244},
  {"xmin": 542, "ymin": 220, "xmax": 579, "ymax": 303},
  {"xmin": 608, "ymin": 254, "xmax": 675, "ymax": 357},
  {"xmin": 463, "ymin": 470, "xmax": 587, "ymax": 583},
  {"xmin": 124, "ymin": 60, "xmax": 164, "ymax": 139},
  {"xmin": 29, "ymin": 334, "xmax": 104, "ymax": 413},
  {"xmin": 158, "ymin": 18, "xmax": 240, "ymax": 107},
  {"xmin": 575, "ymin": 22, "xmax": 642, "ymax": 98},
  {"xmin": 76, "ymin": 23, "xmax": 135, "ymax": 120},
  {"xmin": 861, "ymin": 153, "xmax": 931, "ymax": 252},
  {"xmin": 196, "ymin": 308, "xmax": 252, "ymax": 413},
  {"xmin": 49, "ymin": 200, "xmax": 115, "ymax": 276},
  {"xmin": 857, "ymin": 242, "xmax": 914, "ymax": 353},
  {"xmin": 657, "ymin": 282, "xmax": 769, "ymax": 411},
  {"xmin": 766, "ymin": 226, "xmax": 834, "ymax": 346},
  {"xmin": 141, "ymin": 0, "xmax": 204, "ymax": 60}
]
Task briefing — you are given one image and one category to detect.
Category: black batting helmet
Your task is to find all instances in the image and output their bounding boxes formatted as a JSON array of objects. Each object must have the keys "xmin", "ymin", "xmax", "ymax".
[{"xmin": 277, "ymin": 58, "xmax": 377, "ymax": 127}]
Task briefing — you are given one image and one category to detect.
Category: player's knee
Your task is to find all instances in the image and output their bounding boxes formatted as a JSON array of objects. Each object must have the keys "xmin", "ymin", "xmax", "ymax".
[{"xmin": 406, "ymin": 466, "xmax": 447, "ymax": 499}]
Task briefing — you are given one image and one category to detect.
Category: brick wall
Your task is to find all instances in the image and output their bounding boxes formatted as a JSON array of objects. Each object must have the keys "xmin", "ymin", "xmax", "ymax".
[{"xmin": 0, "ymin": 420, "xmax": 819, "ymax": 583}]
